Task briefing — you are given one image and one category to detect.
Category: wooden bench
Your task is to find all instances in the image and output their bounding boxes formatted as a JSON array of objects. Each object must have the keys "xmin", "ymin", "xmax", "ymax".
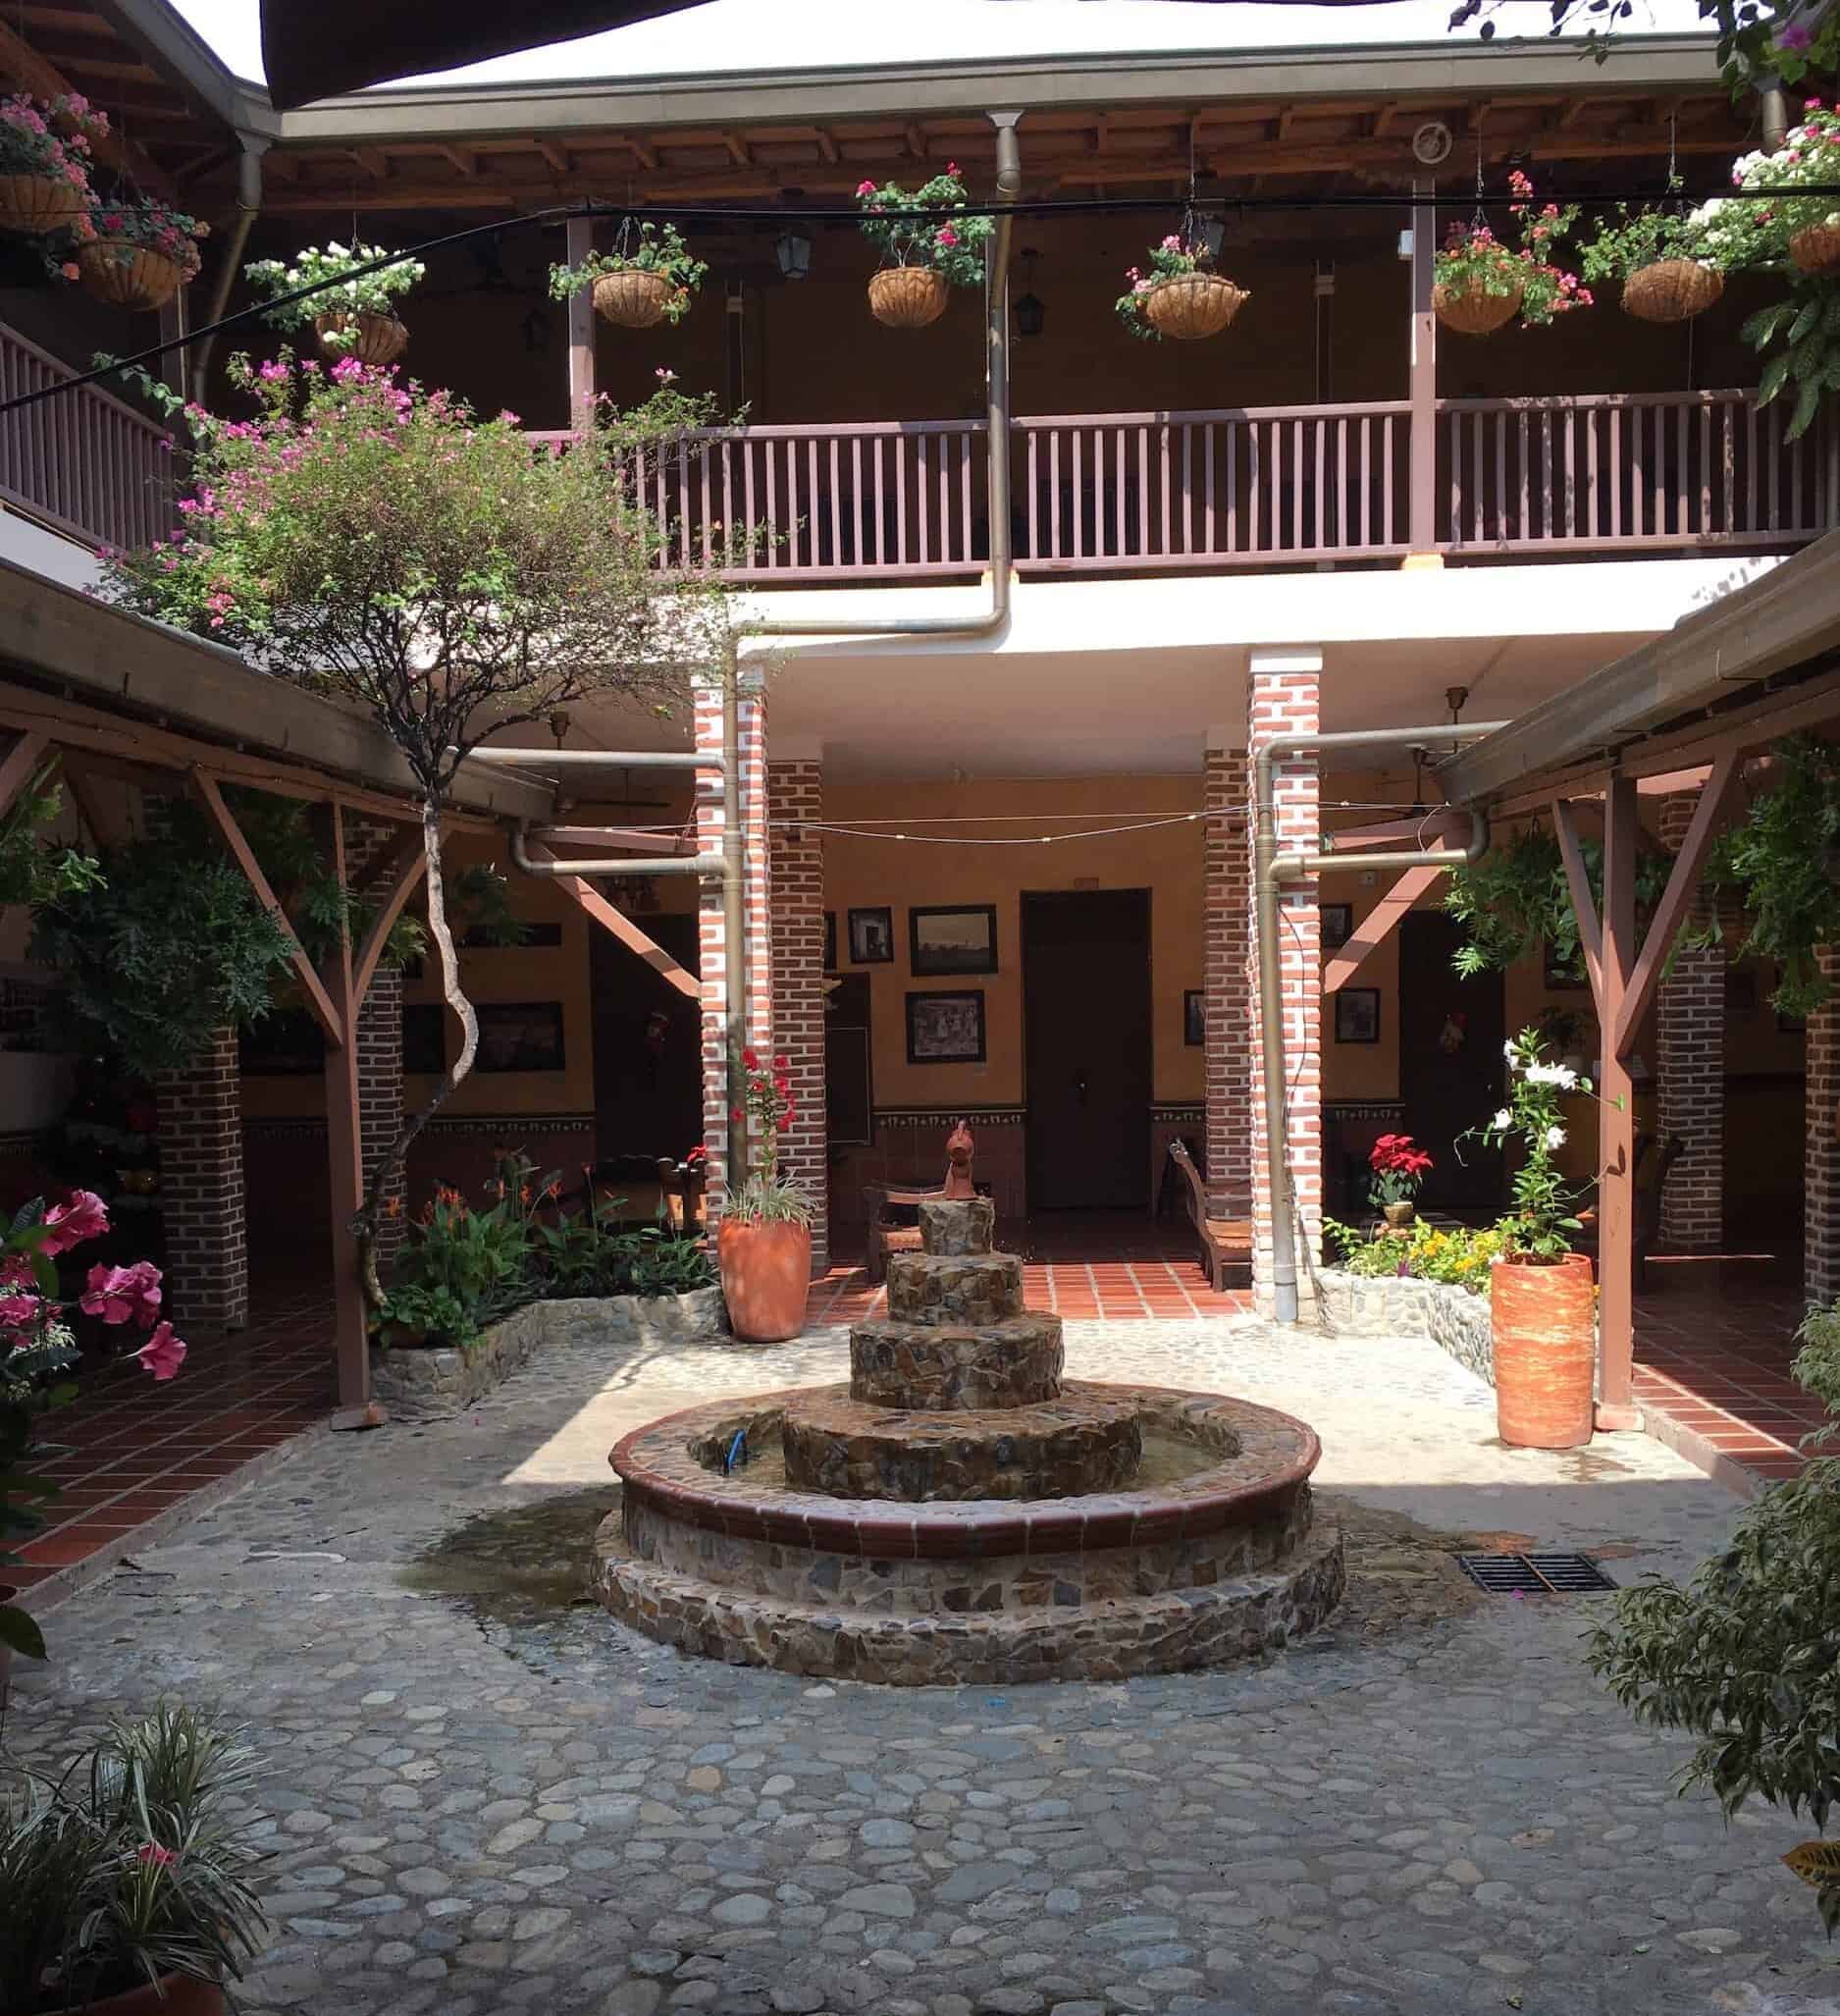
[{"xmin": 1167, "ymin": 1140, "xmax": 1252, "ymax": 1292}]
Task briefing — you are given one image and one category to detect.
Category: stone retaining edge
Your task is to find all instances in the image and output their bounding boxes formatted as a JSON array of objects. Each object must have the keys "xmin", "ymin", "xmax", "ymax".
[{"xmin": 1315, "ymin": 1269, "xmax": 1495, "ymax": 1386}]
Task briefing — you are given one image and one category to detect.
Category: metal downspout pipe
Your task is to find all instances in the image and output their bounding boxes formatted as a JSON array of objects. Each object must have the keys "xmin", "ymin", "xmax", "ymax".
[
  {"xmin": 191, "ymin": 133, "xmax": 269, "ymax": 393},
  {"xmin": 1253, "ymin": 720, "xmax": 1507, "ymax": 1323}
]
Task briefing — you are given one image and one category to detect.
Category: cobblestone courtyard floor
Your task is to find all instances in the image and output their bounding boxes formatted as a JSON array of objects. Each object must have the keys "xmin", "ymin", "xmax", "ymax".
[{"xmin": 10, "ymin": 1316, "xmax": 1840, "ymax": 2016}]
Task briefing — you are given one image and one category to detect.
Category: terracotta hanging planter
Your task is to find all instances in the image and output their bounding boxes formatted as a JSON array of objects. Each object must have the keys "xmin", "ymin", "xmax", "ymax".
[
  {"xmin": 313, "ymin": 308, "xmax": 408, "ymax": 366},
  {"xmin": 867, "ymin": 266, "xmax": 948, "ymax": 329},
  {"xmin": 1791, "ymin": 223, "xmax": 1840, "ymax": 278},
  {"xmin": 1490, "ymin": 1251, "xmax": 1596, "ymax": 1449},
  {"xmin": 1433, "ymin": 277, "xmax": 1524, "ymax": 336},
  {"xmin": 0, "ymin": 172, "xmax": 86, "ymax": 238},
  {"xmin": 70, "ymin": 1974, "xmax": 227, "ymax": 2016},
  {"xmin": 591, "ymin": 268, "xmax": 673, "ymax": 329},
  {"xmin": 76, "ymin": 239, "xmax": 182, "ymax": 311},
  {"xmin": 1141, "ymin": 272, "xmax": 1247, "ymax": 341},
  {"xmin": 1621, "ymin": 258, "xmax": 1723, "ymax": 324},
  {"xmin": 717, "ymin": 1218, "xmax": 811, "ymax": 1344}
]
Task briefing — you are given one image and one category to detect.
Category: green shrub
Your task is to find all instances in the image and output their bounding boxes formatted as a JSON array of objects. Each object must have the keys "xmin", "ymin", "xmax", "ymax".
[{"xmin": 1323, "ymin": 1218, "xmax": 1507, "ymax": 1297}]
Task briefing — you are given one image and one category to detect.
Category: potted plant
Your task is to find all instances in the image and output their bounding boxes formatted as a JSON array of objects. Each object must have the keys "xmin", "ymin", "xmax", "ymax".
[
  {"xmin": 244, "ymin": 240, "xmax": 425, "ymax": 366},
  {"xmin": 0, "ymin": 1705, "xmax": 269, "ymax": 2014},
  {"xmin": 549, "ymin": 221, "xmax": 706, "ymax": 331},
  {"xmin": 855, "ymin": 165, "xmax": 991, "ymax": 328},
  {"xmin": 1730, "ymin": 99, "xmax": 1840, "ymax": 277},
  {"xmin": 1478, "ymin": 1029, "xmax": 1597, "ymax": 1450},
  {"xmin": 77, "ymin": 195, "xmax": 207, "ymax": 311},
  {"xmin": 0, "ymin": 92, "xmax": 105, "ymax": 239},
  {"xmin": 1115, "ymin": 234, "xmax": 1248, "ymax": 341},
  {"xmin": 1434, "ymin": 172, "xmax": 1590, "ymax": 335},
  {"xmin": 715, "ymin": 1050, "xmax": 812, "ymax": 1343},
  {"xmin": 1368, "ymin": 1133, "xmax": 1433, "ymax": 1230},
  {"xmin": 1580, "ymin": 196, "xmax": 1723, "ymax": 324}
]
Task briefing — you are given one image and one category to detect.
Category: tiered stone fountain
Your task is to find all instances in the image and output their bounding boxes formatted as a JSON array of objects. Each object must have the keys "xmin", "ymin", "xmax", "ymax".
[{"xmin": 594, "ymin": 1198, "xmax": 1341, "ymax": 1683}]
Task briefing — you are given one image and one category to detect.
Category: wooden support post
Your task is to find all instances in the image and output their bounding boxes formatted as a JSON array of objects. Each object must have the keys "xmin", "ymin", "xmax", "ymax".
[
  {"xmin": 1322, "ymin": 864, "xmax": 1446, "ymax": 993},
  {"xmin": 566, "ymin": 215, "xmax": 596, "ymax": 425},
  {"xmin": 319, "ymin": 803, "xmax": 370, "ymax": 1411},
  {"xmin": 1406, "ymin": 175, "xmax": 1440, "ymax": 563},
  {"xmin": 1551, "ymin": 796, "xmax": 1605, "ymax": 1002},
  {"xmin": 1596, "ymin": 772, "xmax": 1641, "ymax": 1432}
]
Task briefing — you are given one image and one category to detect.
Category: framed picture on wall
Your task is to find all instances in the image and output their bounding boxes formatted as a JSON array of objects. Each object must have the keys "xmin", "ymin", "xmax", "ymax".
[
  {"xmin": 910, "ymin": 904, "xmax": 998, "ymax": 976},
  {"xmin": 475, "ymin": 1001, "xmax": 567, "ymax": 1073},
  {"xmin": 848, "ymin": 906, "xmax": 894, "ymax": 964},
  {"xmin": 1320, "ymin": 903, "xmax": 1353, "ymax": 951},
  {"xmin": 823, "ymin": 911, "xmax": 837, "ymax": 971},
  {"xmin": 1183, "ymin": 989, "xmax": 1206, "ymax": 1046},
  {"xmin": 906, "ymin": 989, "xmax": 986, "ymax": 1064},
  {"xmin": 1335, "ymin": 986, "xmax": 1381, "ymax": 1044}
]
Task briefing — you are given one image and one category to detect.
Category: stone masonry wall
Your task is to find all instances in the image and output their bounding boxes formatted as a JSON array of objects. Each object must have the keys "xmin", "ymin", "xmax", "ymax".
[
  {"xmin": 1656, "ymin": 789, "xmax": 1724, "ymax": 1252},
  {"xmin": 1204, "ymin": 744, "xmax": 1250, "ymax": 1219},
  {"xmin": 767, "ymin": 758, "xmax": 828, "ymax": 1273}
]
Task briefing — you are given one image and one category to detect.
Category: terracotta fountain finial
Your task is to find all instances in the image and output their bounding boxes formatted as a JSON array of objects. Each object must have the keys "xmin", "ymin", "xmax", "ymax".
[{"xmin": 941, "ymin": 1118, "xmax": 975, "ymax": 1198}]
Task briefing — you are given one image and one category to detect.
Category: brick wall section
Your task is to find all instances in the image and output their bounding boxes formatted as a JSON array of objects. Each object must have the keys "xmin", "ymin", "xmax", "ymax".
[
  {"xmin": 768, "ymin": 758, "xmax": 828, "ymax": 1272},
  {"xmin": 1203, "ymin": 745, "xmax": 1250, "ymax": 1218},
  {"xmin": 356, "ymin": 966, "xmax": 406, "ymax": 1275},
  {"xmin": 155, "ymin": 1025, "xmax": 247, "ymax": 1330},
  {"xmin": 1656, "ymin": 789, "xmax": 1724, "ymax": 1253},
  {"xmin": 694, "ymin": 679, "xmax": 771, "ymax": 1216},
  {"xmin": 1807, "ymin": 944, "xmax": 1840, "ymax": 1305},
  {"xmin": 1245, "ymin": 658, "xmax": 1322, "ymax": 1315}
]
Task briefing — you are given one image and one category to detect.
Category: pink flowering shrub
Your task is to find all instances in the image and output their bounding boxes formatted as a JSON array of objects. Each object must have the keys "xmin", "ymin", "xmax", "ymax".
[
  {"xmin": 84, "ymin": 193, "xmax": 209, "ymax": 283},
  {"xmin": 0, "ymin": 90, "xmax": 106, "ymax": 196},
  {"xmin": 1434, "ymin": 171, "xmax": 1591, "ymax": 327},
  {"xmin": 1114, "ymin": 233, "xmax": 1230, "ymax": 340},
  {"xmin": 856, "ymin": 166, "xmax": 991, "ymax": 287}
]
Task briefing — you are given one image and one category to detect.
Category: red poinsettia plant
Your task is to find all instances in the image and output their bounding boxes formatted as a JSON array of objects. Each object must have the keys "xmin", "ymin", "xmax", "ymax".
[{"xmin": 1368, "ymin": 1133, "xmax": 1434, "ymax": 1209}]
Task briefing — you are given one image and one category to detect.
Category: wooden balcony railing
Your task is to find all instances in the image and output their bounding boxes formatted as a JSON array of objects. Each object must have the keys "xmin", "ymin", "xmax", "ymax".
[
  {"xmin": 538, "ymin": 387, "xmax": 1834, "ymax": 584},
  {"xmin": 0, "ymin": 320, "xmax": 172, "ymax": 555}
]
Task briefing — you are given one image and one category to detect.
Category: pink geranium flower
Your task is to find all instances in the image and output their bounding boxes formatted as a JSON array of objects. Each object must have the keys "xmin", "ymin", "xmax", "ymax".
[
  {"xmin": 135, "ymin": 1322, "xmax": 186, "ymax": 1382},
  {"xmin": 80, "ymin": 1259, "xmax": 163, "ymax": 1329},
  {"xmin": 42, "ymin": 1189, "xmax": 108, "ymax": 1254}
]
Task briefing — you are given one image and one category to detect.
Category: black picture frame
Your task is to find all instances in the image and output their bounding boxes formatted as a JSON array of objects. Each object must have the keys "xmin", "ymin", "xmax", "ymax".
[
  {"xmin": 1320, "ymin": 903, "xmax": 1353, "ymax": 951},
  {"xmin": 1183, "ymin": 989, "xmax": 1206, "ymax": 1046},
  {"xmin": 909, "ymin": 904, "xmax": 999, "ymax": 977},
  {"xmin": 906, "ymin": 988, "xmax": 986, "ymax": 1064},
  {"xmin": 848, "ymin": 906, "xmax": 894, "ymax": 965},
  {"xmin": 823, "ymin": 911, "xmax": 837, "ymax": 971},
  {"xmin": 474, "ymin": 1000, "xmax": 567, "ymax": 1073},
  {"xmin": 1335, "ymin": 986, "xmax": 1381, "ymax": 1044}
]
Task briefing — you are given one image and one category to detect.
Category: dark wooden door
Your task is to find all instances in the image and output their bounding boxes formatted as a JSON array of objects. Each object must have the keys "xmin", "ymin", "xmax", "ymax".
[
  {"xmin": 588, "ymin": 910, "xmax": 702, "ymax": 1164},
  {"xmin": 1398, "ymin": 911, "xmax": 1505, "ymax": 1214},
  {"xmin": 1023, "ymin": 889, "xmax": 1152, "ymax": 1210}
]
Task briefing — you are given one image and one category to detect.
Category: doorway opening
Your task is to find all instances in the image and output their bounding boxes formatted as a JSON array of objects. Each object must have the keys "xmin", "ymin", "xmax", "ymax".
[
  {"xmin": 588, "ymin": 910, "xmax": 702, "ymax": 1168},
  {"xmin": 1398, "ymin": 910, "xmax": 1505, "ymax": 1215},
  {"xmin": 1022, "ymin": 888, "xmax": 1152, "ymax": 1211}
]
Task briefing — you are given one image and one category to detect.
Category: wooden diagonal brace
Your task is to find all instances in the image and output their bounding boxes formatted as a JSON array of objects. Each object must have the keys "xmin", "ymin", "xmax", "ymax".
[
  {"xmin": 521, "ymin": 837, "xmax": 698, "ymax": 999},
  {"xmin": 353, "ymin": 830, "xmax": 428, "ymax": 1005},
  {"xmin": 1552, "ymin": 797, "xmax": 1604, "ymax": 1010},
  {"xmin": 0, "ymin": 732, "xmax": 49, "ymax": 828},
  {"xmin": 1322, "ymin": 864, "xmax": 1446, "ymax": 993}
]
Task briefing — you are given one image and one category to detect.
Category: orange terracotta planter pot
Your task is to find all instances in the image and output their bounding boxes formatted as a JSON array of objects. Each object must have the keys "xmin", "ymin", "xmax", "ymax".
[
  {"xmin": 1491, "ymin": 1252, "xmax": 1596, "ymax": 1449},
  {"xmin": 717, "ymin": 1218, "xmax": 812, "ymax": 1344},
  {"xmin": 64, "ymin": 1975, "xmax": 227, "ymax": 2016}
]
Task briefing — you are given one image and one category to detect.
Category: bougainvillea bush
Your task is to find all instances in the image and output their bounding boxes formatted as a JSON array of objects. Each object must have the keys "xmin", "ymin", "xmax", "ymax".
[
  {"xmin": 855, "ymin": 166, "xmax": 991, "ymax": 286},
  {"xmin": 1, "ymin": 1188, "xmax": 184, "ymax": 1660},
  {"xmin": 1434, "ymin": 172, "xmax": 1591, "ymax": 326}
]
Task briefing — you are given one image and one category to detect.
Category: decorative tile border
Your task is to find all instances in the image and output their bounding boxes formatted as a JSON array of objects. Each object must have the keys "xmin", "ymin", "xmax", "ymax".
[{"xmin": 873, "ymin": 1106, "xmax": 1025, "ymax": 1128}]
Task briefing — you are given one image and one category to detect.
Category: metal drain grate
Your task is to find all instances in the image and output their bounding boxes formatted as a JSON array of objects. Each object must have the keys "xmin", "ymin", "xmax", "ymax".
[{"xmin": 1455, "ymin": 1552, "xmax": 1617, "ymax": 1595}]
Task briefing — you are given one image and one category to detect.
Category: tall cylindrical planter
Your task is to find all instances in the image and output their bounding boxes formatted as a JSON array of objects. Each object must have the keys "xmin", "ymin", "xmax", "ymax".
[
  {"xmin": 77, "ymin": 1975, "xmax": 227, "ymax": 2015},
  {"xmin": 1491, "ymin": 1252, "xmax": 1596, "ymax": 1449},
  {"xmin": 717, "ymin": 1217, "xmax": 812, "ymax": 1344}
]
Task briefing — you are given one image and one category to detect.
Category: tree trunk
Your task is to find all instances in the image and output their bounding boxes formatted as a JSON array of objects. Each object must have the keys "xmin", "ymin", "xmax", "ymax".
[{"xmin": 352, "ymin": 795, "xmax": 478, "ymax": 1309}]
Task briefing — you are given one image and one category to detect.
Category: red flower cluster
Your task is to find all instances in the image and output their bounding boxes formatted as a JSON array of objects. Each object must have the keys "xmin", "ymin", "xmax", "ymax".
[{"xmin": 1369, "ymin": 1133, "xmax": 1433, "ymax": 1180}]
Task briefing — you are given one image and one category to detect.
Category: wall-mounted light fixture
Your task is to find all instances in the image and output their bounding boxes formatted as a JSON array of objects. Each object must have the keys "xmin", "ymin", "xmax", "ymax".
[
  {"xmin": 1015, "ymin": 246, "xmax": 1044, "ymax": 338},
  {"xmin": 775, "ymin": 228, "xmax": 813, "ymax": 281}
]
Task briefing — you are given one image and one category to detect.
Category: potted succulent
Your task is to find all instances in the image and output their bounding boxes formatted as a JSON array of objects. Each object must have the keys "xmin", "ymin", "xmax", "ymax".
[
  {"xmin": 1368, "ymin": 1133, "xmax": 1432, "ymax": 1230},
  {"xmin": 715, "ymin": 1050, "xmax": 812, "ymax": 1343},
  {"xmin": 245, "ymin": 240, "xmax": 425, "ymax": 365},
  {"xmin": 855, "ymin": 165, "xmax": 992, "ymax": 328},
  {"xmin": 1478, "ymin": 1029, "xmax": 1597, "ymax": 1451},
  {"xmin": 0, "ymin": 92, "xmax": 105, "ymax": 239},
  {"xmin": 1580, "ymin": 194, "xmax": 1723, "ymax": 324},
  {"xmin": 549, "ymin": 221, "xmax": 707, "ymax": 330},
  {"xmin": 0, "ymin": 1706, "xmax": 269, "ymax": 2015},
  {"xmin": 1115, "ymin": 233, "xmax": 1248, "ymax": 341},
  {"xmin": 1433, "ymin": 172, "xmax": 1590, "ymax": 335},
  {"xmin": 77, "ymin": 195, "xmax": 207, "ymax": 311}
]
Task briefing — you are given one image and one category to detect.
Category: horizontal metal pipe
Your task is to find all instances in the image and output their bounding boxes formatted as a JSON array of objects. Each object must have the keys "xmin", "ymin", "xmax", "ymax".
[
  {"xmin": 510, "ymin": 824, "xmax": 724, "ymax": 878},
  {"xmin": 462, "ymin": 747, "xmax": 723, "ymax": 770}
]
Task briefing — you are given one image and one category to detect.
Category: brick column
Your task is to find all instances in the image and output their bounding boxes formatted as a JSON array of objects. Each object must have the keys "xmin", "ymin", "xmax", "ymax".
[
  {"xmin": 768, "ymin": 753, "xmax": 828, "ymax": 1272},
  {"xmin": 695, "ymin": 673, "xmax": 771, "ymax": 1216},
  {"xmin": 356, "ymin": 966, "xmax": 406, "ymax": 1275},
  {"xmin": 155, "ymin": 1025, "xmax": 247, "ymax": 1330},
  {"xmin": 1246, "ymin": 652, "xmax": 1323, "ymax": 1315},
  {"xmin": 1203, "ymin": 740, "xmax": 1250, "ymax": 1217},
  {"xmin": 1656, "ymin": 790, "xmax": 1725, "ymax": 1252},
  {"xmin": 1806, "ymin": 945, "xmax": 1840, "ymax": 1304}
]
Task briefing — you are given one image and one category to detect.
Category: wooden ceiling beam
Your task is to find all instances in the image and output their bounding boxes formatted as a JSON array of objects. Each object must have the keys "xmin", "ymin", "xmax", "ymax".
[
  {"xmin": 536, "ymin": 136, "xmax": 570, "ymax": 175},
  {"xmin": 619, "ymin": 133, "xmax": 658, "ymax": 171},
  {"xmin": 815, "ymin": 128, "xmax": 838, "ymax": 165},
  {"xmin": 438, "ymin": 143, "xmax": 477, "ymax": 178},
  {"xmin": 0, "ymin": 19, "xmax": 174, "ymax": 197},
  {"xmin": 725, "ymin": 133, "xmax": 750, "ymax": 166}
]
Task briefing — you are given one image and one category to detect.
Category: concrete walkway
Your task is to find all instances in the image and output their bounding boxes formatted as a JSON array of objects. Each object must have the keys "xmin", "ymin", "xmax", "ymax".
[{"xmin": 11, "ymin": 1315, "xmax": 1837, "ymax": 2016}]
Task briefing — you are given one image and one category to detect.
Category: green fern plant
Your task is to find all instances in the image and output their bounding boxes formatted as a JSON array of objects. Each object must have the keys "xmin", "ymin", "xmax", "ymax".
[{"xmin": 1742, "ymin": 281, "xmax": 1840, "ymax": 442}]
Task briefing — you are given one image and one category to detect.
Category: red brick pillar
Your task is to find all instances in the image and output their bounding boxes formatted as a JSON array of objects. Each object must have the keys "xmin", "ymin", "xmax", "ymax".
[
  {"xmin": 1656, "ymin": 790, "xmax": 1724, "ymax": 1252},
  {"xmin": 155, "ymin": 1026, "xmax": 247, "ymax": 1330},
  {"xmin": 356, "ymin": 966, "xmax": 406, "ymax": 1276},
  {"xmin": 1203, "ymin": 741, "xmax": 1250, "ymax": 1218},
  {"xmin": 768, "ymin": 752, "xmax": 828, "ymax": 1272},
  {"xmin": 1806, "ymin": 945, "xmax": 1840, "ymax": 1304},
  {"xmin": 695, "ymin": 673, "xmax": 771, "ymax": 1217},
  {"xmin": 1246, "ymin": 651, "xmax": 1323, "ymax": 1315}
]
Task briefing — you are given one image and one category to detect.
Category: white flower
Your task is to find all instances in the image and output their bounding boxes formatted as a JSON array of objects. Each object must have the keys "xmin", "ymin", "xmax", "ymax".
[
  {"xmin": 1502, "ymin": 1038, "xmax": 1518, "ymax": 1062},
  {"xmin": 1493, "ymin": 1107, "xmax": 1512, "ymax": 1131},
  {"xmin": 1523, "ymin": 1063, "xmax": 1579, "ymax": 1089},
  {"xmin": 1545, "ymin": 1124, "xmax": 1566, "ymax": 1149}
]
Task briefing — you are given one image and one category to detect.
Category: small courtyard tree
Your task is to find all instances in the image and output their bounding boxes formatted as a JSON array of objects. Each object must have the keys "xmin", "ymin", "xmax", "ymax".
[{"xmin": 105, "ymin": 353, "xmax": 733, "ymax": 1302}]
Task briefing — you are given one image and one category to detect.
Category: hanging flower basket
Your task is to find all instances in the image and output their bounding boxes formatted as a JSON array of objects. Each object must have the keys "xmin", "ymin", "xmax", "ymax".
[
  {"xmin": 593, "ymin": 267, "xmax": 674, "ymax": 329},
  {"xmin": 1433, "ymin": 276, "xmax": 1525, "ymax": 336},
  {"xmin": 1620, "ymin": 257, "xmax": 1723, "ymax": 324},
  {"xmin": 314, "ymin": 307, "xmax": 408, "ymax": 365},
  {"xmin": 77, "ymin": 238, "xmax": 183, "ymax": 310},
  {"xmin": 867, "ymin": 265, "xmax": 948, "ymax": 328},
  {"xmin": 0, "ymin": 171, "xmax": 85, "ymax": 236},
  {"xmin": 1140, "ymin": 271, "xmax": 1247, "ymax": 341},
  {"xmin": 1790, "ymin": 222, "xmax": 1840, "ymax": 277}
]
